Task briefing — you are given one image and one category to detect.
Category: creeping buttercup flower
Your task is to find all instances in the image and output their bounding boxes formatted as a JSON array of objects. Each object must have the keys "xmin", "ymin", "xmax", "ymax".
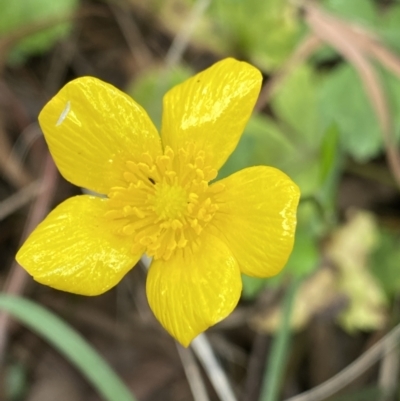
[{"xmin": 16, "ymin": 58, "xmax": 300, "ymax": 346}]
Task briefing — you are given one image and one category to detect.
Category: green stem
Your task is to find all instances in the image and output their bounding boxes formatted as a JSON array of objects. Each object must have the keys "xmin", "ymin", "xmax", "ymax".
[{"xmin": 259, "ymin": 278, "xmax": 301, "ymax": 401}]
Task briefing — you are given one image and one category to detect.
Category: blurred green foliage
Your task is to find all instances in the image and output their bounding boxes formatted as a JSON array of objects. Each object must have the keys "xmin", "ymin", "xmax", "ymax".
[
  {"xmin": 208, "ymin": 0, "xmax": 301, "ymax": 71},
  {"xmin": 0, "ymin": 0, "xmax": 78, "ymax": 64}
]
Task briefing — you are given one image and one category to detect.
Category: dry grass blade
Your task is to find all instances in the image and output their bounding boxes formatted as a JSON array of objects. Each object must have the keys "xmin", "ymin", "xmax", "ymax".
[
  {"xmin": 304, "ymin": 2, "xmax": 400, "ymax": 189},
  {"xmin": 306, "ymin": 6, "xmax": 400, "ymax": 79},
  {"xmin": 176, "ymin": 343, "xmax": 210, "ymax": 401},
  {"xmin": 284, "ymin": 323, "xmax": 400, "ymax": 401},
  {"xmin": 378, "ymin": 339, "xmax": 399, "ymax": 400}
]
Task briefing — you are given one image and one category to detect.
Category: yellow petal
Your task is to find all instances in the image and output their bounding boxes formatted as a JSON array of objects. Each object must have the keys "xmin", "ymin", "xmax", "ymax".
[
  {"xmin": 161, "ymin": 58, "xmax": 262, "ymax": 171},
  {"xmin": 146, "ymin": 233, "xmax": 242, "ymax": 346},
  {"xmin": 209, "ymin": 166, "xmax": 300, "ymax": 277},
  {"xmin": 39, "ymin": 77, "xmax": 162, "ymax": 194},
  {"xmin": 16, "ymin": 196, "xmax": 141, "ymax": 295}
]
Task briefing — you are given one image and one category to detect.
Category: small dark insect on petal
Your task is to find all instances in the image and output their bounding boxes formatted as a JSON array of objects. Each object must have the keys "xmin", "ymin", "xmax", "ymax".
[{"xmin": 148, "ymin": 177, "xmax": 155, "ymax": 184}]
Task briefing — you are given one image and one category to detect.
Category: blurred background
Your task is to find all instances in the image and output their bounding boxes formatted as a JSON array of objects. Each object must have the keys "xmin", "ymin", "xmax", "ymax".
[{"xmin": 1, "ymin": 0, "xmax": 400, "ymax": 400}]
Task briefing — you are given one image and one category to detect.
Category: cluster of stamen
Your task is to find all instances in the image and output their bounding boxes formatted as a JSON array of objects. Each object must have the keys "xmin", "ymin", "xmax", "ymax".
[{"xmin": 105, "ymin": 144, "xmax": 224, "ymax": 260}]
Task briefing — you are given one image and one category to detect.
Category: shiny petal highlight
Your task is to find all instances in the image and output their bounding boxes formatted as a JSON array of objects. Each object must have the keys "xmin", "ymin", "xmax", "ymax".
[
  {"xmin": 146, "ymin": 233, "xmax": 242, "ymax": 346},
  {"xmin": 16, "ymin": 196, "xmax": 141, "ymax": 295},
  {"xmin": 161, "ymin": 58, "xmax": 262, "ymax": 171},
  {"xmin": 39, "ymin": 77, "xmax": 162, "ymax": 194},
  {"xmin": 209, "ymin": 166, "xmax": 300, "ymax": 277}
]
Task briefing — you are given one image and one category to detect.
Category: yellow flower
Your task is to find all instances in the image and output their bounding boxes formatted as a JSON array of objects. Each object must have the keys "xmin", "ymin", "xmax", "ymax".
[{"xmin": 16, "ymin": 58, "xmax": 300, "ymax": 346}]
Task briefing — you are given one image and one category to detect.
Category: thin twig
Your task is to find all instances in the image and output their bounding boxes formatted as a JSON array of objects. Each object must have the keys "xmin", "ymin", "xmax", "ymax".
[
  {"xmin": 284, "ymin": 323, "xmax": 400, "ymax": 401},
  {"xmin": 176, "ymin": 343, "xmax": 211, "ymax": 401}
]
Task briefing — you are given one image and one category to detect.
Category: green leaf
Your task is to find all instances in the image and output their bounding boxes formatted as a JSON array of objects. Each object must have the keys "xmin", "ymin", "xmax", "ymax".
[
  {"xmin": 220, "ymin": 110, "xmax": 323, "ymax": 198},
  {"xmin": 377, "ymin": 5, "xmax": 400, "ymax": 53},
  {"xmin": 318, "ymin": 65, "xmax": 400, "ymax": 161},
  {"xmin": 218, "ymin": 114, "xmax": 295, "ymax": 180},
  {"xmin": 271, "ymin": 65, "xmax": 320, "ymax": 147},
  {"xmin": 0, "ymin": 0, "xmax": 78, "ymax": 64},
  {"xmin": 322, "ymin": 0, "xmax": 378, "ymax": 27},
  {"xmin": 0, "ymin": 295, "xmax": 136, "ymax": 401},
  {"xmin": 318, "ymin": 64, "xmax": 382, "ymax": 161}
]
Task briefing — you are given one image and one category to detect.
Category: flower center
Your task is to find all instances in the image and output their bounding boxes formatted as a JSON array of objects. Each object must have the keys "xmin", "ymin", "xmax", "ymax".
[
  {"xmin": 105, "ymin": 144, "xmax": 224, "ymax": 260},
  {"xmin": 153, "ymin": 182, "xmax": 187, "ymax": 220}
]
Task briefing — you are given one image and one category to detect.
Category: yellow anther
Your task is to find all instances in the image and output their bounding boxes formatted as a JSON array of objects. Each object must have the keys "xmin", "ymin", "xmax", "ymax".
[
  {"xmin": 122, "ymin": 224, "xmax": 136, "ymax": 235},
  {"xmin": 171, "ymin": 219, "xmax": 183, "ymax": 229},
  {"xmin": 123, "ymin": 172, "xmax": 136, "ymax": 183}
]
